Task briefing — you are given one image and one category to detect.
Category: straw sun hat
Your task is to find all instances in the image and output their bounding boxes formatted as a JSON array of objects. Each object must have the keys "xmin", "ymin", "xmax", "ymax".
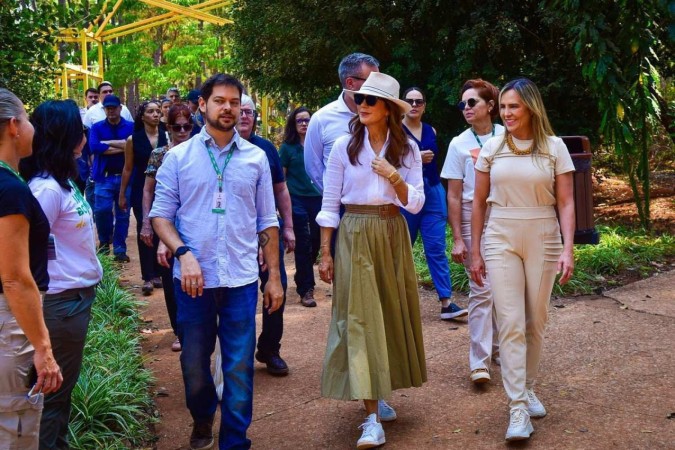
[{"xmin": 345, "ymin": 72, "xmax": 412, "ymax": 114}]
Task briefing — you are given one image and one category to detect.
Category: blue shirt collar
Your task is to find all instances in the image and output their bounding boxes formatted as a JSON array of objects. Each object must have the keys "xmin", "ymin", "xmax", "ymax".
[{"xmin": 200, "ymin": 126, "xmax": 241, "ymax": 153}]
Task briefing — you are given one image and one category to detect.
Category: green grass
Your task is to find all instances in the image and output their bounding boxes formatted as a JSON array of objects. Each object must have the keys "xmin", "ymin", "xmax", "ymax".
[
  {"xmin": 68, "ymin": 256, "xmax": 156, "ymax": 449},
  {"xmin": 413, "ymin": 225, "xmax": 675, "ymax": 297}
]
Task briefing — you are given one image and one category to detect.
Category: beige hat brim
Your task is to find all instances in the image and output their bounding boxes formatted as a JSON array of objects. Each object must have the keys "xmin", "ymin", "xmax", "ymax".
[{"xmin": 345, "ymin": 88, "xmax": 412, "ymax": 115}]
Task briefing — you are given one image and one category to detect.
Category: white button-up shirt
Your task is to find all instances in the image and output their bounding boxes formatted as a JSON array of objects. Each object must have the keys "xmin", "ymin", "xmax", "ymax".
[
  {"xmin": 83, "ymin": 102, "xmax": 133, "ymax": 128},
  {"xmin": 303, "ymin": 92, "xmax": 355, "ymax": 193},
  {"xmin": 316, "ymin": 129, "xmax": 425, "ymax": 228},
  {"xmin": 149, "ymin": 128, "xmax": 279, "ymax": 288}
]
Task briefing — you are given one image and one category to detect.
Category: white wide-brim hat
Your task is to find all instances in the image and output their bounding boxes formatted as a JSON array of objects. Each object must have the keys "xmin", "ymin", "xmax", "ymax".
[{"xmin": 345, "ymin": 72, "xmax": 412, "ymax": 114}]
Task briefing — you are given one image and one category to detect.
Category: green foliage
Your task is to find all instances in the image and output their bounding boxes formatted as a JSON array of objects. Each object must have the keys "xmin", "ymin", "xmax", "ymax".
[
  {"xmin": 413, "ymin": 224, "xmax": 674, "ymax": 298},
  {"xmin": 68, "ymin": 256, "xmax": 155, "ymax": 449}
]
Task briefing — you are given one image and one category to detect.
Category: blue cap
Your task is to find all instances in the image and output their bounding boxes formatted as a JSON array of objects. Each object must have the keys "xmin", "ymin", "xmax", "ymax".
[{"xmin": 102, "ymin": 95, "xmax": 121, "ymax": 107}]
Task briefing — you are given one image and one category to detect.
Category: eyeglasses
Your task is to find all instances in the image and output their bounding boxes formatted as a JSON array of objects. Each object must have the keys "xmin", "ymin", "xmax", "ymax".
[
  {"xmin": 240, "ymin": 109, "xmax": 255, "ymax": 117},
  {"xmin": 404, "ymin": 99, "xmax": 425, "ymax": 107},
  {"xmin": 296, "ymin": 118, "xmax": 310, "ymax": 125},
  {"xmin": 353, "ymin": 94, "xmax": 379, "ymax": 107},
  {"xmin": 349, "ymin": 76, "xmax": 367, "ymax": 81},
  {"xmin": 170, "ymin": 123, "xmax": 194, "ymax": 132},
  {"xmin": 457, "ymin": 98, "xmax": 482, "ymax": 110}
]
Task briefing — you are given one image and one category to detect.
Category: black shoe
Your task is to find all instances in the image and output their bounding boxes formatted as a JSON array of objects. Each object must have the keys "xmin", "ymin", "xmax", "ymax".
[
  {"xmin": 440, "ymin": 302, "xmax": 468, "ymax": 320},
  {"xmin": 190, "ymin": 415, "xmax": 214, "ymax": 450},
  {"xmin": 114, "ymin": 253, "xmax": 130, "ymax": 263},
  {"xmin": 255, "ymin": 351, "xmax": 289, "ymax": 376}
]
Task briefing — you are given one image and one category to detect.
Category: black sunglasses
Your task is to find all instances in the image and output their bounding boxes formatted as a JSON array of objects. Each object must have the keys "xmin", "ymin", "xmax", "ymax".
[
  {"xmin": 457, "ymin": 98, "xmax": 482, "ymax": 110},
  {"xmin": 354, "ymin": 94, "xmax": 379, "ymax": 107},
  {"xmin": 349, "ymin": 76, "xmax": 367, "ymax": 81},
  {"xmin": 170, "ymin": 123, "xmax": 194, "ymax": 132},
  {"xmin": 296, "ymin": 118, "xmax": 310, "ymax": 125},
  {"xmin": 404, "ymin": 99, "xmax": 425, "ymax": 107}
]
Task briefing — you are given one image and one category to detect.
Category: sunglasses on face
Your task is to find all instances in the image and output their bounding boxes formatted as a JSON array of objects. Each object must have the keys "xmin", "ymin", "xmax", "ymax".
[
  {"xmin": 404, "ymin": 99, "xmax": 425, "ymax": 107},
  {"xmin": 170, "ymin": 123, "xmax": 194, "ymax": 132},
  {"xmin": 353, "ymin": 94, "xmax": 380, "ymax": 107},
  {"xmin": 457, "ymin": 98, "xmax": 482, "ymax": 110},
  {"xmin": 296, "ymin": 118, "xmax": 310, "ymax": 125}
]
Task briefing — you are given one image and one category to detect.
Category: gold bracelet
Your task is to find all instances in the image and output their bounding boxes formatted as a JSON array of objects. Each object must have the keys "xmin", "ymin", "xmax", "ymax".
[
  {"xmin": 392, "ymin": 177, "xmax": 404, "ymax": 187},
  {"xmin": 389, "ymin": 172, "xmax": 402, "ymax": 185},
  {"xmin": 387, "ymin": 169, "xmax": 398, "ymax": 180}
]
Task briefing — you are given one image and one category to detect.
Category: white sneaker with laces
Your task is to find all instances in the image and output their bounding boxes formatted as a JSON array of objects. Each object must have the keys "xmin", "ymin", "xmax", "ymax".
[
  {"xmin": 505, "ymin": 408, "xmax": 534, "ymax": 441},
  {"xmin": 527, "ymin": 388, "xmax": 547, "ymax": 418},
  {"xmin": 357, "ymin": 413, "xmax": 385, "ymax": 449},
  {"xmin": 378, "ymin": 400, "xmax": 397, "ymax": 422}
]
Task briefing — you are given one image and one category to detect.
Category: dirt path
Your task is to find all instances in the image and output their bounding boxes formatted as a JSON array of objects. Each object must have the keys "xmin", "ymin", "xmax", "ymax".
[{"xmin": 118, "ymin": 225, "xmax": 674, "ymax": 449}]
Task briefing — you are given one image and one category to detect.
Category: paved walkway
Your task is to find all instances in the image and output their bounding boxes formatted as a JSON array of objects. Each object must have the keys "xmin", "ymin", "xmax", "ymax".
[{"xmin": 131, "ymin": 249, "xmax": 675, "ymax": 449}]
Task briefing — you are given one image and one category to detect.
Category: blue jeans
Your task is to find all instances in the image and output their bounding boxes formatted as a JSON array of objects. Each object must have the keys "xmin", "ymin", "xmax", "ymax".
[
  {"xmin": 401, "ymin": 182, "xmax": 452, "ymax": 299},
  {"xmin": 291, "ymin": 195, "xmax": 321, "ymax": 297},
  {"xmin": 175, "ymin": 280, "xmax": 258, "ymax": 450},
  {"xmin": 93, "ymin": 175, "xmax": 130, "ymax": 255}
]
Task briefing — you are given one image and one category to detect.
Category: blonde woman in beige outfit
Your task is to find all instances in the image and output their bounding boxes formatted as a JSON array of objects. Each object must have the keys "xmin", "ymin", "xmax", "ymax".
[{"xmin": 470, "ymin": 78, "xmax": 575, "ymax": 442}]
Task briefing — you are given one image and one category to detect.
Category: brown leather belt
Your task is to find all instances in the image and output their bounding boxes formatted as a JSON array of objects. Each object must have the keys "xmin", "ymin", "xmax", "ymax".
[{"xmin": 345, "ymin": 204, "xmax": 400, "ymax": 219}]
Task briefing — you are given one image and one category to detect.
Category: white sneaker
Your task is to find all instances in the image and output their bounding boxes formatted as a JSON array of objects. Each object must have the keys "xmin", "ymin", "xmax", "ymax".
[
  {"xmin": 470, "ymin": 368, "xmax": 491, "ymax": 384},
  {"xmin": 378, "ymin": 400, "xmax": 397, "ymax": 422},
  {"xmin": 527, "ymin": 388, "xmax": 547, "ymax": 418},
  {"xmin": 505, "ymin": 408, "xmax": 534, "ymax": 441},
  {"xmin": 357, "ymin": 414, "xmax": 385, "ymax": 449}
]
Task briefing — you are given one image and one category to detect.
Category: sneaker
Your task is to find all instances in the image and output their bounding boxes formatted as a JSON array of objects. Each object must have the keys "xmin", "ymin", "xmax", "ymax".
[
  {"xmin": 378, "ymin": 400, "xmax": 397, "ymax": 422},
  {"xmin": 505, "ymin": 408, "xmax": 534, "ymax": 441},
  {"xmin": 357, "ymin": 413, "xmax": 385, "ymax": 449},
  {"xmin": 141, "ymin": 281, "xmax": 153, "ymax": 296},
  {"xmin": 527, "ymin": 388, "xmax": 547, "ymax": 418},
  {"xmin": 300, "ymin": 289, "xmax": 317, "ymax": 307},
  {"xmin": 190, "ymin": 415, "xmax": 214, "ymax": 450},
  {"xmin": 440, "ymin": 302, "xmax": 468, "ymax": 320},
  {"xmin": 255, "ymin": 351, "xmax": 289, "ymax": 376},
  {"xmin": 470, "ymin": 368, "xmax": 491, "ymax": 384},
  {"xmin": 171, "ymin": 337, "xmax": 182, "ymax": 352},
  {"xmin": 114, "ymin": 253, "xmax": 130, "ymax": 263}
]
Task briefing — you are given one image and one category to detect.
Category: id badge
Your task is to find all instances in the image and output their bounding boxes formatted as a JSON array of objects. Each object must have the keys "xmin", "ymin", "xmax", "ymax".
[{"xmin": 212, "ymin": 192, "xmax": 225, "ymax": 214}]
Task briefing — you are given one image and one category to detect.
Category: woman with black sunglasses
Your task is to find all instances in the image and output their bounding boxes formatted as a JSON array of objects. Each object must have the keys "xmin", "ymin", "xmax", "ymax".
[
  {"xmin": 401, "ymin": 87, "xmax": 467, "ymax": 323},
  {"xmin": 119, "ymin": 100, "xmax": 168, "ymax": 295},
  {"xmin": 317, "ymin": 72, "xmax": 426, "ymax": 449},
  {"xmin": 142, "ymin": 104, "xmax": 193, "ymax": 352},
  {"xmin": 441, "ymin": 79, "xmax": 504, "ymax": 385}
]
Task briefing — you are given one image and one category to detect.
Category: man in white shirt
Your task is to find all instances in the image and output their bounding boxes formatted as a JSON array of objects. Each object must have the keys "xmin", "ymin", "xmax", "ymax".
[
  {"xmin": 304, "ymin": 53, "xmax": 379, "ymax": 193},
  {"xmin": 82, "ymin": 81, "xmax": 133, "ymax": 128}
]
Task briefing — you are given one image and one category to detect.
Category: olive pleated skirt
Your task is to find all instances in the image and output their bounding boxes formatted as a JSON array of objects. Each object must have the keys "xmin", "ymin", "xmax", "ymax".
[{"xmin": 321, "ymin": 209, "xmax": 427, "ymax": 401}]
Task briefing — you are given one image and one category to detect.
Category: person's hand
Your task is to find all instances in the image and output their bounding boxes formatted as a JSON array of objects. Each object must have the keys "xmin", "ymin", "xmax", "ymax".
[
  {"xmin": 258, "ymin": 247, "xmax": 267, "ymax": 272},
  {"xmin": 118, "ymin": 194, "xmax": 127, "ymax": 213},
  {"xmin": 179, "ymin": 253, "xmax": 203, "ymax": 298},
  {"xmin": 263, "ymin": 277, "xmax": 284, "ymax": 313},
  {"xmin": 140, "ymin": 220, "xmax": 154, "ymax": 247},
  {"xmin": 157, "ymin": 241, "xmax": 172, "ymax": 268},
  {"xmin": 282, "ymin": 227, "xmax": 295, "ymax": 253},
  {"xmin": 318, "ymin": 255, "xmax": 334, "ymax": 284},
  {"xmin": 557, "ymin": 249, "xmax": 574, "ymax": 285},
  {"xmin": 371, "ymin": 156, "xmax": 396, "ymax": 179},
  {"xmin": 32, "ymin": 348, "xmax": 63, "ymax": 395},
  {"xmin": 469, "ymin": 252, "xmax": 486, "ymax": 287},
  {"xmin": 420, "ymin": 150, "xmax": 434, "ymax": 164},
  {"xmin": 451, "ymin": 238, "xmax": 468, "ymax": 264}
]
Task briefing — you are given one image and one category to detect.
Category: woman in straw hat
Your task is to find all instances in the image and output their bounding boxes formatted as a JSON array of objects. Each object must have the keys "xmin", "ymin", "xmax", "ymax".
[{"xmin": 317, "ymin": 72, "xmax": 427, "ymax": 449}]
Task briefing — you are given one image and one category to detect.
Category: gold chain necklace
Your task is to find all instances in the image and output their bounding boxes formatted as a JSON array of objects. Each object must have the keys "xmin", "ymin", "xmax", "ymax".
[{"xmin": 506, "ymin": 134, "xmax": 533, "ymax": 155}]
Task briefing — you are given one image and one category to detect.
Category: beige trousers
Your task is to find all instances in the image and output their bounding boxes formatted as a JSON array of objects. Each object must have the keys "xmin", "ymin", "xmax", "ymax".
[{"xmin": 483, "ymin": 206, "xmax": 563, "ymax": 410}]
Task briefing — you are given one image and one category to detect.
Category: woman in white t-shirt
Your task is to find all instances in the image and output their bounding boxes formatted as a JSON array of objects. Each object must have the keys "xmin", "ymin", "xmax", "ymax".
[
  {"xmin": 441, "ymin": 79, "xmax": 504, "ymax": 385},
  {"xmin": 470, "ymin": 78, "xmax": 575, "ymax": 441},
  {"xmin": 20, "ymin": 99, "xmax": 103, "ymax": 449},
  {"xmin": 316, "ymin": 72, "xmax": 426, "ymax": 449}
]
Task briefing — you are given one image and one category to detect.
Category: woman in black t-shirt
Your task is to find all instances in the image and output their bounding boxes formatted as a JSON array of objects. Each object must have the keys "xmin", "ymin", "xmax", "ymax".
[{"xmin": 0, "ymin": 88, "xmax": 62, "ymax": 447}]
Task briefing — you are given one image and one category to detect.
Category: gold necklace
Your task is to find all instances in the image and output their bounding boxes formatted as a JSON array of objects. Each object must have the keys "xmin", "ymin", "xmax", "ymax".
[{"xmin": 506, "ymin": 134, "xmax": 533, "ymax": 155}]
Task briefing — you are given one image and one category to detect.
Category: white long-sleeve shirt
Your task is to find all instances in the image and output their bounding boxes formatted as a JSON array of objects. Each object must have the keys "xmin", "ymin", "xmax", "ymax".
[{"xmin": 316, "ymin": 129, "xmax": 425, "ymax": 228}]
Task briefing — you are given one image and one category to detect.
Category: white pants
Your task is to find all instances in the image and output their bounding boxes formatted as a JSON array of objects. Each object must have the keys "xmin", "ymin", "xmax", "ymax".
[
  {"xmin": 461, "ymin": 203, "xmax": 499, "ymax": 371},
  {"xmin": 483, "ymin": 206, "xmax": 562, "ymax": 410}
]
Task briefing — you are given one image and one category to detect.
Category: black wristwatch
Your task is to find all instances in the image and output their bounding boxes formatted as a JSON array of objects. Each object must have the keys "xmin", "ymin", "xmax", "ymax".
[{"xmin": 175, "ymin": 246, "xmax": 191, "ymax": 260}]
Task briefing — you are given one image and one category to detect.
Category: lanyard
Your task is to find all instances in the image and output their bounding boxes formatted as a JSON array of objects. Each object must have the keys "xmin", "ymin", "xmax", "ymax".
[
  {"xmin": 471, "ymin": 126, "xmax": 495, "ymax": 149},
  {"xmin": 206, "ymin": 143, "xmax": 235, "ymax": 192},
  {"xmin": 0, "ymin": 160, "xmax": 26, "ymax": 183},
  {"xmin": 68, "ymin": 179, "xmax": 91, "ymax": 212}
]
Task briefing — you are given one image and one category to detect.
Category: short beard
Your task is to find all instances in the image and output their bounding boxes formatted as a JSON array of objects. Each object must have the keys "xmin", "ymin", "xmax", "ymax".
[{"xmin": 205, "ymin": 108, "xmax": 236, "ymax": 133}]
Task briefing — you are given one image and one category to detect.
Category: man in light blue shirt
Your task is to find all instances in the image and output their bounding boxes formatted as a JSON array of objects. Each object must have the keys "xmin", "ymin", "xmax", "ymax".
[
  {"xmin": 150, "ymin": 73, "xmax": 283, "ymax": 450},
  {"xmin": 303, "ymin": 53, "xmax": 379, "ymax": 193}
]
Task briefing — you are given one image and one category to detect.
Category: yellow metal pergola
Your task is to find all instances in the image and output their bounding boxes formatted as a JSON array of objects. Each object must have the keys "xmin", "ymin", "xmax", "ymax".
[{"xmin": 54, "ymin": 0, "xmax": 233, "ymax": 99}]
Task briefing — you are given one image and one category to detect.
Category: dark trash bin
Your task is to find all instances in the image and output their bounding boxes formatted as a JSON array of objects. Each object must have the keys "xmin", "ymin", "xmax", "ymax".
[{"xmin": 562, "ymin": 136, "xmax": 600, "ymax": 245}]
